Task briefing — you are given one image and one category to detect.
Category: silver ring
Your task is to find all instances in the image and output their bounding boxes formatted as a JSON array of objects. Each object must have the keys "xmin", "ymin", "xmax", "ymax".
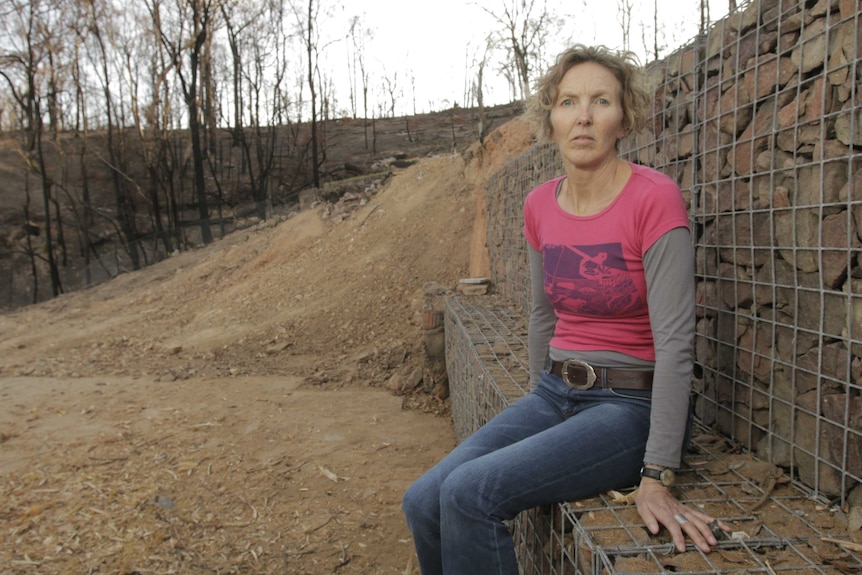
[{"xmin": 674, "ymin": 513, "xmax": 689, "ymax": 525}]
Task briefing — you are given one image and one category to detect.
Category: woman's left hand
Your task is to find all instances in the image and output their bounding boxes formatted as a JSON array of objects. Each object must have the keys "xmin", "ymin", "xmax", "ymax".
[{"xmin": 634, "ymin": 479, "xmax": 731, "ymax": 553}]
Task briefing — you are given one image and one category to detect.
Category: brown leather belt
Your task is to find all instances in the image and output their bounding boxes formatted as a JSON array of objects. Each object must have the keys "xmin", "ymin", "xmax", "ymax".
[{"xmin": 550, "ymin": 359, "xmax": 653, "ymax": 391}]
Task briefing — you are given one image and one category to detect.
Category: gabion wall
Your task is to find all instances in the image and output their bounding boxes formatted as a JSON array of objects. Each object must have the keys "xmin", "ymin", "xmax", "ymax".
[{"xmin": 484, "ymin": 0, "xmax": 861, "ymax": 503}]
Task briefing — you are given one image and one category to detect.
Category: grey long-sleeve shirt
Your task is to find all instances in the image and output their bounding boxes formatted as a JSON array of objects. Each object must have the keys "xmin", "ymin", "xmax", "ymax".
[{"xmin": 527, "ymin": 226, "xmax": 695, "ymax": 468}]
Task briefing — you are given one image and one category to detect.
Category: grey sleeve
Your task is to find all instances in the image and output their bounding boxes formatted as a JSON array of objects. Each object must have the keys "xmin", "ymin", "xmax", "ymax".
[
  {"xmin": 642, "ymin": 226, "xmax": 696, "ymax": 469},
  {"xmin": 528, "ymin": 244, "xmax": 557, "ymax": 386}
]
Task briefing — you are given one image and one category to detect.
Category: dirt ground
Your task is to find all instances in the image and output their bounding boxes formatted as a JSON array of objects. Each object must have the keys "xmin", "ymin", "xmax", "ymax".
[{"xmin": 0, "ymin": 119, "xmax": 535, "ymax": 574}]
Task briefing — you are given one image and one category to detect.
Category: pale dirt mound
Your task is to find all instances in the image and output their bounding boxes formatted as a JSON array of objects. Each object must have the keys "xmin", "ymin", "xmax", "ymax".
[{"xmin": 0, "ymin": 118, "xmax": 536, "ymax": 574}]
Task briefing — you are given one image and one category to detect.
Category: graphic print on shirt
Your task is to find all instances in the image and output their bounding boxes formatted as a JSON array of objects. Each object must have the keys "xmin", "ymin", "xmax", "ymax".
[{"xmin": 543, "ymin": 243, "xmax": 644, "ymax": 317}]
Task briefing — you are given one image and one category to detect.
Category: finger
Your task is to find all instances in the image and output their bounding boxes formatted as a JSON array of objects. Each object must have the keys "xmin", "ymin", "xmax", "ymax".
[
  {"xmin": 707, "ymin": 518, "xmax": 730, "ymax": 540},
  {"xmin": 633, "ymin": 497, "xmax": 663, "ymax": 535},
  {"xmin": 672, "ymin": 512, "xmax": 711, "ymax": 552},
  {"xmin": 682, "ymin": 508, "xmax": 717, "ymax": 525},
  {"xmin": 665, "ymin": 516, "xmax": 687, "ymax": 552},
  {"xmin": 686, "ymin": 516, "xmax": 723, "ymax": 551},
  {"xmin": 691, "ymin": 521, "xmax": 718, "ymax": 550},
  {"xmin": 642, "ymin": 513, "xmax": 661, "ymax": 535},
  {"xmin": 684, "ymin": 511, "xmax": 732, "ymax": 541}
]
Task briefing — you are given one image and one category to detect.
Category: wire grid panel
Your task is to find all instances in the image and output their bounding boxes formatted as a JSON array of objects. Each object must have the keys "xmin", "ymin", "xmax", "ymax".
[
  {"xmin": 445, "ymin": 296, "xmax": 531, "ymax": 442},
  {"xmin": 552, "ymin": 427, "xmax": 862, "ymax": 574},
  {"xmin": 484, "ymin": 144, "xmax": 563, "ymax": 314}
]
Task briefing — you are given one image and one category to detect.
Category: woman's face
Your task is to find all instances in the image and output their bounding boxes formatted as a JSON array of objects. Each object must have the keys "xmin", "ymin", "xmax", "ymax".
[{"xmin": 549, "ymin": 61, "xmax": 626, "ymax": 170}]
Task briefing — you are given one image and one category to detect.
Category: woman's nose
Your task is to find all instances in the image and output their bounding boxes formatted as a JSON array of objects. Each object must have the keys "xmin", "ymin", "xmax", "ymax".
[
  {"xmin": 575, "ymin": 104, "xmax": 592, "ymax": 124},
  {"xmin": 576, "ymin": 109, "xmax": 592, "ymax": 124}
]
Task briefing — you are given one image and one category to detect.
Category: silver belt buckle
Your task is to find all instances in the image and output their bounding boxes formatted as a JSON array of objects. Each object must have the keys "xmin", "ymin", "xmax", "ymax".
[{"xmin": 562, "ymin": 359, "xmax": 597, "ymax": 390}]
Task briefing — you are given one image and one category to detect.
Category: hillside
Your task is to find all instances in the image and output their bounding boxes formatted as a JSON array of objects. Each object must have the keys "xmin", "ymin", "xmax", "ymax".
[
  {"xmin": 0, "ymin": 102, "xmax": 524, "ymax": 310},
  {"xmin": 0, "ymin": 116, "xmax": 536, "ymax": 574}
]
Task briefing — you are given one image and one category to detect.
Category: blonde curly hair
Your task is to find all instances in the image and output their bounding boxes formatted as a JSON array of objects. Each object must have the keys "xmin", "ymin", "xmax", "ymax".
[{"xmin": 525, "ymin": 45, "xmax": 651, "ymax": 144}]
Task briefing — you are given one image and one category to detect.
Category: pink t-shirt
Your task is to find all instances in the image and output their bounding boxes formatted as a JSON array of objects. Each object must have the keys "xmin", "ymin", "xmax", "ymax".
[{"xmin": 523, "ymin": 163, "xmax": 690, "ymax": 361}]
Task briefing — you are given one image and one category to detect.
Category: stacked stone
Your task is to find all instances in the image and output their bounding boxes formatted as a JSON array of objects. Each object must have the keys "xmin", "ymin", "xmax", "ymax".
[{"xmin": 628, "ymin": 0, "xmax": 861, "ymax": 497}]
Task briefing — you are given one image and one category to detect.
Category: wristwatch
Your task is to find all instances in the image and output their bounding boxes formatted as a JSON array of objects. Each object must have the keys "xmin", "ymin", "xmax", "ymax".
[{"xmin": 640, "ymin": 465, "xmax": 675, "ymax": 487}]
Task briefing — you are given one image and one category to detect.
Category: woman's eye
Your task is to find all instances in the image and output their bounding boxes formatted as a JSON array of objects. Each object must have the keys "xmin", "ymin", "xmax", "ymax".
[{"xmin": 597, "ymin": 98, "xmax": 609, "ymax": 105}]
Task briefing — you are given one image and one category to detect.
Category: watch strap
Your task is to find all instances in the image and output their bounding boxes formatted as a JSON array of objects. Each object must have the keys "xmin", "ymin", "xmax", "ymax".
[{"xmin": 640, "ymin": 466, "xmax": 663, "ymax": 481}]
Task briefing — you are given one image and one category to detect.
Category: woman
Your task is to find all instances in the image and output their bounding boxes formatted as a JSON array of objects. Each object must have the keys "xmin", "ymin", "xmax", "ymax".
[{"xmin": 402, "ymin": 45, "xmax": 729, "ymax": 575}]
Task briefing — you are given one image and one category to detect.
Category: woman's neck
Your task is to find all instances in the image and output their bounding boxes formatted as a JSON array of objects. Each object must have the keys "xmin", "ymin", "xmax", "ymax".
[{"xmin": 559, "ymin": 158, "xmax": 631, "ymax": 216}]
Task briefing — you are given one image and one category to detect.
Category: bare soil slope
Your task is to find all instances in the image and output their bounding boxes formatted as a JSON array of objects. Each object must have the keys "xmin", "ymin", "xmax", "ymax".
[{"xmin": 0, "ymin": 118, "xmax": 535, "ymax": 574}]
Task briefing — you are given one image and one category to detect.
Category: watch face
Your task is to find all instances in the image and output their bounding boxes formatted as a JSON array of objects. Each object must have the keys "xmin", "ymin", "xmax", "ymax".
[{"xmin": 660, "ymin": 468, "xmax": 675, "ymax": 486}]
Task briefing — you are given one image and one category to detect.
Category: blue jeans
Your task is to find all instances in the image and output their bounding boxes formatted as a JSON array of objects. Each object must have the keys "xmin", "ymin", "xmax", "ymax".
[{"xmin": 402, "ymin": 370, "xmax": 654, "ymax": 575}]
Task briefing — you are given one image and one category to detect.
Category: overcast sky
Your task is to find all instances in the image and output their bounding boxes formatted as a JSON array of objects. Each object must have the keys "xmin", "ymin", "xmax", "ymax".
[{"xmin": 327, "ymin": 0, "xmax": 731, "ymax": 115}]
